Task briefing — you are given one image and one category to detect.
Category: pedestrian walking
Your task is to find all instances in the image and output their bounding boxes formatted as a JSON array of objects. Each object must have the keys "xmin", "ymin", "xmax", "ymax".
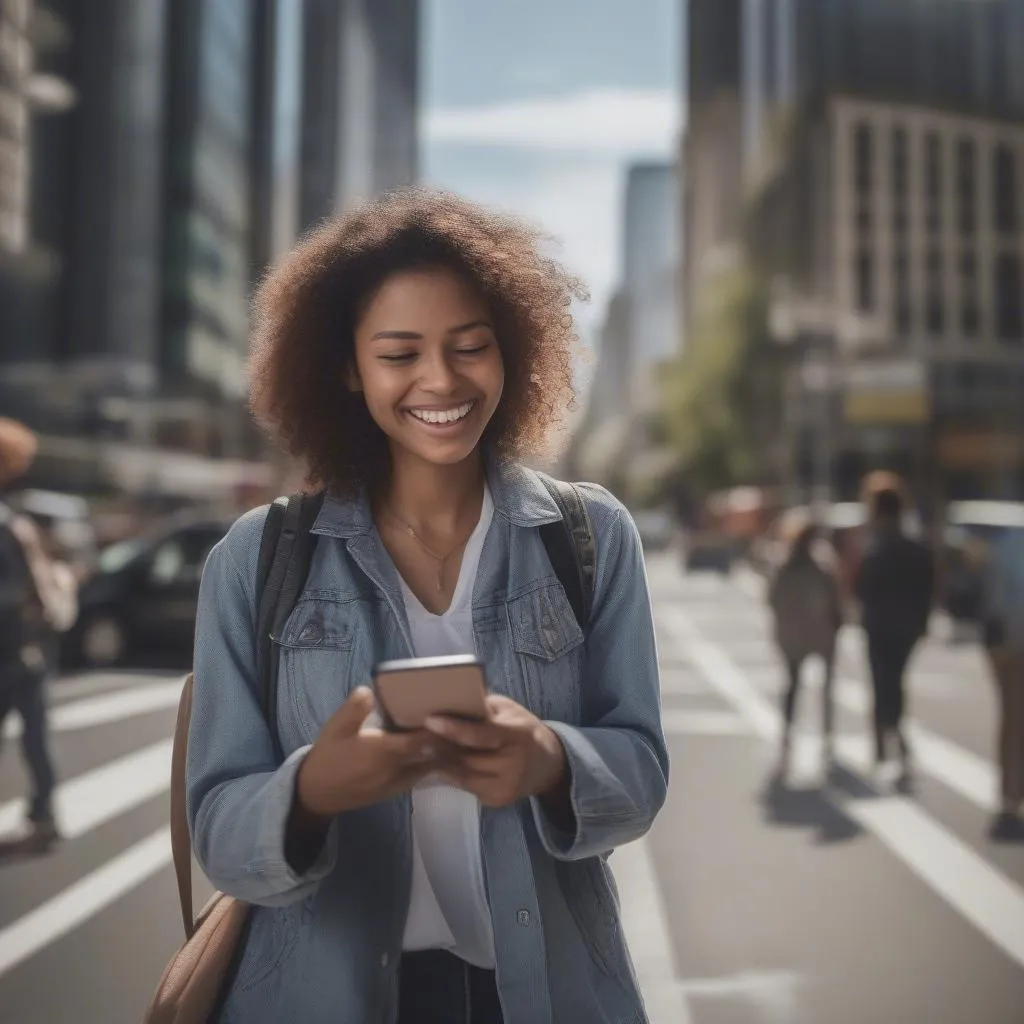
[
  {"xmin": 855, "ymin": 485, "xmax": 934, "ymax": 786},
  {"xmin": 0, "ymin": 419, "xmax": 76, "ymax": 852},
  {"xmin": 768, "ymin": 518, "xmax": 843, "ymax": 775},
  {"xmin": 981, "ymin": 526, "xmax": 1024, "ymax": 841},
  {"xmin": 185, "ymin": 189, "xmax": 668, "ymax": 1022}
]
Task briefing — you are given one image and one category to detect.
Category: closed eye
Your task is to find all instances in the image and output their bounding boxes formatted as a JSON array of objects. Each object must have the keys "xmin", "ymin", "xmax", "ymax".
[
  {"xmin": 456, "ymin": 345, "xmax": 490, "ymax": 356},
  {"xmin": 378, "ymin": 352, "xmax": 416, "ymax": 363}
]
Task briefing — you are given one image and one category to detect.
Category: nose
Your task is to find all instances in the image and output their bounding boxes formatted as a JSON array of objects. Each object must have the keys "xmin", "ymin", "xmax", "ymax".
[{"xmin": 419, "ymin": 350, "xmax": 459, "ymax": 394}]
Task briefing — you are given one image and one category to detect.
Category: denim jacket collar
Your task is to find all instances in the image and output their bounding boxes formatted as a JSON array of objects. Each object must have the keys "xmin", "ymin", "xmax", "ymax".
[{"xmin": 310, "ymin": 452, "xmax": 563, "ymax": 540}]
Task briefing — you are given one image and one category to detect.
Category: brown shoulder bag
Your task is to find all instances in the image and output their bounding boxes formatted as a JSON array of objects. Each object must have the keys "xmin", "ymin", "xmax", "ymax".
[{"xmin": 142, "ymin": 673, "xmax": 251, "ymax": 1022}]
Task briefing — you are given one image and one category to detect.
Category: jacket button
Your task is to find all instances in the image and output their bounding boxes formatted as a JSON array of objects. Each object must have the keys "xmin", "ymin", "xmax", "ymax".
[{"xmin": 516, "ymin": 909, "xmax": 531, "ymax": 926}]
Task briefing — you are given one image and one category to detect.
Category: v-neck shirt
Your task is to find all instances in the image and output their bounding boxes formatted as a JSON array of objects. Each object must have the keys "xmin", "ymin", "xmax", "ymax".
[{"xmin": 398, "ymin": 484, "xmax": 496, "ymax": 968}]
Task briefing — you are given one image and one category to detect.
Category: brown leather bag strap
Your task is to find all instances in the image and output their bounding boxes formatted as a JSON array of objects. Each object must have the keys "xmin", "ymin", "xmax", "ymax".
[{"xmin": 171, "ymin": 673, "xmax": 195, "ymax": 940}]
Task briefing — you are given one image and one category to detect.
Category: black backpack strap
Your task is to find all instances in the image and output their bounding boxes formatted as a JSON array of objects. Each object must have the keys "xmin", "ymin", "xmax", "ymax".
[
  {"xmin": 538, "ymin": 476, "xmax": 597, "ymax": 631},
  {"xmin": 254, "ymin": 492, "xmax": 325, "ymax": 759},
  {"xmin": 255, "ymin": 497, "xmax": 286, "ymax": 718}
]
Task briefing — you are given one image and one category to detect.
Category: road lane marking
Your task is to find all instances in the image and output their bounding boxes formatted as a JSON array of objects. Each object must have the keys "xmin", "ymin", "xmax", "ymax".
[
  {"xmin": 4, "ymin": 681, "xmax": 183, "ymax": 739},
  {"xmin": 614, "ymin": 838, "xmax": 693, "ymax": 1024},
  {"xmin": 50, "ymin": 672, "xmax": 181, "ymax": 703},
  {"xmin": 659, "ymin": 674, "xmax": 713, "ymax": 697},
  {"xmin": 662, "ymin": 709, "xmax": 756, "ymax": 736},
  {"xmin": 661, "ymin": 608, "xmax": 1024, "ymax": 970},
  {"xmin": 0, "ymin": 740, "xmax": 172, "ymax": 839},
  {"xmin": 0, "ymin": 827, "xmax": 171, "ymax": 978},
  {"xmin": 679, "ymin": 969, "xmax": 802, "ymax": 1024}
]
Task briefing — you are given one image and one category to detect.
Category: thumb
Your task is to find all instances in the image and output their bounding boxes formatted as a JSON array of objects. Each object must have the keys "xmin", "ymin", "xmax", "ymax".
[{"xmin": 328, "ymin": 686, "xmax": 376, "ymax": 737}]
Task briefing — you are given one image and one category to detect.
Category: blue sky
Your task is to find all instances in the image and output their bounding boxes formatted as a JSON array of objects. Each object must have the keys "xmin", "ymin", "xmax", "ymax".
[{"xmin": 419, "ymin": 0, "xmax": 682, "ymax": 342}]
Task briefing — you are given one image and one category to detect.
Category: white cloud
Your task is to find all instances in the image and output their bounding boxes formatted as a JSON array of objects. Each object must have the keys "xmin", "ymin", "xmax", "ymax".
[{"xmin": 423, "ymin": 88, "xmax": 681, "ymax": 157}]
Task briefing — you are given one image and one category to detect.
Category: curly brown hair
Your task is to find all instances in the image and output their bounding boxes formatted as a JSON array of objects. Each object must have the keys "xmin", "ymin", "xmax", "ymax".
[{"xmin": 249, "ymin": 188, "xmax": 588, "ymax": 494}]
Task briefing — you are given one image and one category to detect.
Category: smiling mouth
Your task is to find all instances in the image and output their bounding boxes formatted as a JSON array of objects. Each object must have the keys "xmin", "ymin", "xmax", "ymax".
[{"xmin": 405, "ymin": 400, "xmax": 476, "ymax": 426}]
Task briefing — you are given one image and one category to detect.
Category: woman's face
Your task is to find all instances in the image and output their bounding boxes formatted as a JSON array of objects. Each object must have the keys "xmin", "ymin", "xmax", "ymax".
[{"xmin": 351, "ymin": 267, "xmax": 504, "ymax": 469}]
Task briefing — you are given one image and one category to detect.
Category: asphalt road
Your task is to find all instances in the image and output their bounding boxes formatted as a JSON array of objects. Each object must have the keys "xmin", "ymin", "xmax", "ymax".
[{"xmin": 0, "ymin": 552, "xmax": 1019, "ymax": 1022}]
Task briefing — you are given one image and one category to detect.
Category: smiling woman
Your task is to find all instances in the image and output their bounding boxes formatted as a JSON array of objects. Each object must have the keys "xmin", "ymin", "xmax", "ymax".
[
  {"xmin": 187, "ymin": 187, "xmax": 668, "ymax": 1024},
  {"xmin": 249, "ymin": 188, "xmax": 586, "ymax": 496}
]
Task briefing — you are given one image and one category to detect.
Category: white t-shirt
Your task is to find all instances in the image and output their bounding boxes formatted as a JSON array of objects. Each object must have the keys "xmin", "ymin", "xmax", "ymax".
[{"xmin": 399, "ymin": 485, "xmax": 496, "ymax": 969}]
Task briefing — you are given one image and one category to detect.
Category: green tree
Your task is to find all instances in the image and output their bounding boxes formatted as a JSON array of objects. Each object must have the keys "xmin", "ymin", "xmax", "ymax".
[{"xmin": 661, "ymin": 260, "xmax": 784, "ymax": 495}]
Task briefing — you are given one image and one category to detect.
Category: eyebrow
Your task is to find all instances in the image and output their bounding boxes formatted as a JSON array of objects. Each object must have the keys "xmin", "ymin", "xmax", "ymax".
[{"xmin": 370, "ymin": 320, "xmax": 493, "ymax": 342}]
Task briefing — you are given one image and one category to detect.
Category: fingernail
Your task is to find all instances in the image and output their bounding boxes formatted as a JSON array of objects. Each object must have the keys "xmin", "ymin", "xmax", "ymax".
[{"xmin": 425, "ymin": 717, "xmax": 448, "ymax": 735}]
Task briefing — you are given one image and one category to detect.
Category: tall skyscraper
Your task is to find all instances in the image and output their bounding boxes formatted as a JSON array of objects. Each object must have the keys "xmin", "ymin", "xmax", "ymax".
[{"xmin": 683, "ymin": 0, "xmax": 744, "ymax": 337}]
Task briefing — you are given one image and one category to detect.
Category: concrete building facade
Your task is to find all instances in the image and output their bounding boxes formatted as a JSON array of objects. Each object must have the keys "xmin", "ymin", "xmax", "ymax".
[{"xmin": 684, "ymin": 0, "xmax": 1024, "ymax": 502}]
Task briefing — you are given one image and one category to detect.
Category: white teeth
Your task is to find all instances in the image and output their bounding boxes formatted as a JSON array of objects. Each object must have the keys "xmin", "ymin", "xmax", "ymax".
[{"xmin": 409, "ymin": 401, "xmax": 474, "ymax": 425}]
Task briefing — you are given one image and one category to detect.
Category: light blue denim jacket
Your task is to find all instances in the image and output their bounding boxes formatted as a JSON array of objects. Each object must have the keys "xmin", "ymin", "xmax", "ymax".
[{"xmin": 187, "ymin": 459, "xmax": 669, "ymax": 1023}]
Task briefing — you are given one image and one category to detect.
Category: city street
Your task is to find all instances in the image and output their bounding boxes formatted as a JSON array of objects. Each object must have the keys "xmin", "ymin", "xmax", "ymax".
[{"xmin": 0, "ymin": 553, "xmax": 1021, "ymax": 1022}]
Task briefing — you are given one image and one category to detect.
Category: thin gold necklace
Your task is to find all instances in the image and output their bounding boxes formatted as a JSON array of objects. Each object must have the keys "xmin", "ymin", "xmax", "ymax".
[{"xmin": 384, "ymin": 505, "xmax": 476, "ymax": 593}]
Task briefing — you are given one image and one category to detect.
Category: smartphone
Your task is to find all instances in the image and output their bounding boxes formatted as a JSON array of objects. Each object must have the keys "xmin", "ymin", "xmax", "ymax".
[{"xmin": 372, "ymin": 654, "xmax": 489, "ymax": 732}]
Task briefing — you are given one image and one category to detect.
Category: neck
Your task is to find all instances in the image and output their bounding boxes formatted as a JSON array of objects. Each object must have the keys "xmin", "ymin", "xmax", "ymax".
[{"xmin": 381, "ymin": 446, "xmax": 486, "ymax": 530}]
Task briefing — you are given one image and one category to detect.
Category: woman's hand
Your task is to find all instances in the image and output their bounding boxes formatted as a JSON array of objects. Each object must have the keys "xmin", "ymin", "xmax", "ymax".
[
  {"xmin": 295, "ymin": 687, "xmax": 439, "ymax": 817},
  {"xmin": 425, "ymin": 695, "xmax": 569, "ymax": 810}
]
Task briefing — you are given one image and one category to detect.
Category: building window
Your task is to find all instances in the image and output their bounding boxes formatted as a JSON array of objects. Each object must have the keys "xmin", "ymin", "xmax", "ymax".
[
  {"xmin": 854, "ymin": 122, "xmax": 873, "ymax": 237},
  {"xmin": 994, "ymin": 144, "xmax": 1018, "ymax": 235},
  {"xmin": 893, "ymin": 249, "xmax": 911, "ymax": 334},
  {"xmin": 924, "ymin": 133, "xmax": 942, "ymax": 236},
  {"xmin": 891, "ymin": 126, "xmax": 908, "ymax": 236},
  {"xmin": 956, "ymin": 138, "xmax": 976, "ymax": 237},
  {"xmin": 855, "ymin": 249, "xmax": 875, "ymax": 313},
  {"xmin": 854, "ymin": 122, "xmax": 873, "ymax": 195},
  {"xmin": 996, "ymin": 254, "xmax": 1023, "ymax": 342},
  {"xmin": 926, "ymin": 249, "xmax": 944, "ymax": 335},
  {"xmin": 960, "ymin": 251, "xmax": 979, "ymax": 337}
]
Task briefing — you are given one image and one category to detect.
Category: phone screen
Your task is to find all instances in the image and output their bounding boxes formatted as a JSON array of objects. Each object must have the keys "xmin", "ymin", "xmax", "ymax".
[{"xmin": 372, "ymin": 654, "xmax": 489, "ymax": 732}]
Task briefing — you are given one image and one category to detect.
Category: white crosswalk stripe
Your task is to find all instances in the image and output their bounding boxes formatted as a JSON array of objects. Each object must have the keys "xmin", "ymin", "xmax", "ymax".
[
  {"xmin": 4, "ymin": 681, "xmax": 184, "ymax": 738},
  {"xmin": 0, "ymin": 739, "xmax": 172, "ymax": 840}
]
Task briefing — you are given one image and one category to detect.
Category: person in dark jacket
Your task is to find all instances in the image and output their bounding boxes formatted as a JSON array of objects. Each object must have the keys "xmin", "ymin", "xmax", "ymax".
[{"xmin": 855, "ymin": 486, "xmax": 935, "ymax": 785}]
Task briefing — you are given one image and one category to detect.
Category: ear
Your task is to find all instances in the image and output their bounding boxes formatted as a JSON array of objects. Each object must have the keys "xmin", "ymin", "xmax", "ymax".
[{"xmin": 344, "ymin": 363, "xmax": 362, "ymax": 392}]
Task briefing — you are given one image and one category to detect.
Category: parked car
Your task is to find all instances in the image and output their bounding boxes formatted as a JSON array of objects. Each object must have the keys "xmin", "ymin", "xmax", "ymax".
[{"xmin": 61, "ymin": 513, "xmax": 233, "ymax": 669}]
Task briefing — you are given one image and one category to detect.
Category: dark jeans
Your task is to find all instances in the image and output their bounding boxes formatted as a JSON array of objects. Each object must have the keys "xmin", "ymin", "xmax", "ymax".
[
  {"xmin": 866, "ymin": 631, "xmax": 917, "ymax": 764},
  {"xmin": 0, "ymin": 666, "xmax": 56, "ymax": 823},
  {"xmin": 781, "ymin": 652, "xmax": 835, "ymax": 741},
  {"xmin": 397, "ymin": 950, "xmax": 503, "ymax": 1024}
]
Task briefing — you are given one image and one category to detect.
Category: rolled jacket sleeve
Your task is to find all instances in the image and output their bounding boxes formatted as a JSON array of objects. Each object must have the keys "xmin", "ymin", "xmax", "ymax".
[
  {"xmin": 186, "ymin": 509, "xmax": 338, "ymax": 907},
  {"xmin": 530, "ymin": 496, "xmax": 669, "ymax": 860}
]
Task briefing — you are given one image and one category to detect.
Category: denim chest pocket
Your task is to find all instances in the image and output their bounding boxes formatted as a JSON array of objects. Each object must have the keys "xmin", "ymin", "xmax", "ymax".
[
  {"xmin": 272, "ymin": 598, "xmax": 363, "ymax": 746},
  {"xmin": 507, "ymin": 583, "xmax": 584, "ymax": 722}
]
